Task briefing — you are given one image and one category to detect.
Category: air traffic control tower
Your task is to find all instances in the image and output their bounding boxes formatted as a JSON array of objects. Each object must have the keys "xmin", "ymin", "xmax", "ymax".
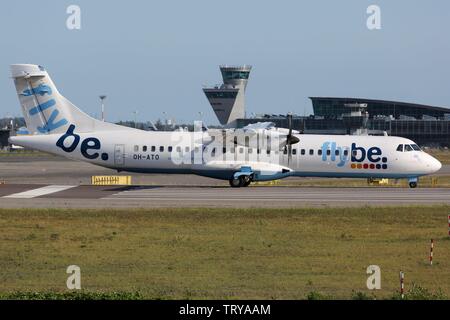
[{"xmin": 203, "ymin": 65, "xmax": 252, "ymax": 125}]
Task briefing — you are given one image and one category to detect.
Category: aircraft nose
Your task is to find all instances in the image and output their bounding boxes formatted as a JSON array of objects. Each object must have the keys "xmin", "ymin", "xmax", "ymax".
[{"xmin": 427, "ymin": 155, "xmax": 442, "ymax": 173}]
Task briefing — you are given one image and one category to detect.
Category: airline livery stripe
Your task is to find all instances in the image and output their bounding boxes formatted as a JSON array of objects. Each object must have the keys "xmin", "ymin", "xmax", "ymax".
[{"xmin": 3, "ymin": 185, "xmax": 77, "ymax": 199}]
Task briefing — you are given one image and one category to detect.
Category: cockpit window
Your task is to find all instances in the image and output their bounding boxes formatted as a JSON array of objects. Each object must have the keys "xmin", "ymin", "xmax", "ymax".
[
  {"xmin": 411, "ymin": 144, "xmax": 421, "ymax": 151},
  {"xmin": 396, "ymin": 144, "xmax": 403, "ymax": 152},
  {"xmin": 404, "ymin": 144, "xmax": 413, "ymax": 152}
]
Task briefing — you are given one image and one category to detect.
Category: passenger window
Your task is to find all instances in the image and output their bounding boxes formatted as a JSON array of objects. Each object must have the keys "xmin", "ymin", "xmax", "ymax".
[
  {"xmin": 143, "ymin": 146, "xmax": 147, "ymax": 152},
  {"xmin": 283, "ymin": 147, "xmax": 288, "ymax": 155},
  {"xmin": 343, "ymin": 150, "xmax": 349, "ymax": 156},
  {"xmin": 160, "ymin": 146, "xmax": 164, "ymax": 152},
  {"xmin": 134, "ymin": 145, "xmax": 139, "ymax": 152},
  {"xmin": 396, "ymin": 144, "xmax": 403, "ymax": 152},
  {"xmin": 239, "ymin": 148, "xmax": 244, "ymax": 154},
  {"xmin": 301, "ymin": 149, "xmax": 305, "ymax": 155},
  {"xmin": 411, "ymin": 144, "xmax": 421, "ymax": 151},
  {"xmin": 309, "ymin": 149, "xmax": 314, "ymax": 156},
  {"xmin": 185, "ymin": 146, "xmax": 190, "ymax": 152},
  {"xmin": 335, "ymin": 150, "xmax": 339, "ymax": 156},
  {"xmin": 292, "ymin": 149, "xmax": 297, "ymax": 155},
  {"xmin": 194, "ymin": 147, "xmax": 199, "ymax": 153},
  {"xmin": 267, "ymin": 149, "xmax": 271, "ymax": 155},
  {"xmin": 318, "ymin": 150, "xmax": 322, "ymax": 156},
  {"xmin": 248, "ymin": 148, "xmax": 253, "ymax": 154},
  {"xmin": 405, "ymin": 145, "xmax": 413, "ymax": 152},
  {"xmin": 151, "ymin": 146, "xmax": 156, "ymax": 152},
  {"xmin": 168, "ymin": 146, "xmax": 173, "ymax": 152},
  {"xmin": 223, "ymin": 147, "xmax": 227, "ymax": 154},
  {"xmin": 326, "ymin": 150, "xmax": 331, "ymax": 156},
  {"xmin": 176, "ymin": 146, "xmax": 181, "ymax": 152}
]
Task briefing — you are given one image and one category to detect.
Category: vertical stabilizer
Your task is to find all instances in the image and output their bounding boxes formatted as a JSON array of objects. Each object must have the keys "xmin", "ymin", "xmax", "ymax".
[{"xmin": 10, "ymin": 64, "xmax": 102, "ymax": 134}]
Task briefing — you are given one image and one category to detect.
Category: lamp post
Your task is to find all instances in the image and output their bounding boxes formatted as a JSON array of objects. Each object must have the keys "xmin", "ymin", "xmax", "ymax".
[
  {"xmin": 163, "ymin": 112, "xmax": 167, "ymax": 131},
  {"xmin": 132, "ymin": 110, "xmax": 138, "ymax": 129},
  {"xmin": 99, "ymin": 95, "xmax": 107, "ymax": 122}
]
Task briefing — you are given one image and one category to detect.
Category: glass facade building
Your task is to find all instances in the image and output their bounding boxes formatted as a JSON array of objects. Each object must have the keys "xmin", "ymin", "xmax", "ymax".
[
  {"xmin": 235, "ymin": 97, "xmax": 450, "ymax": 147},
  {"xmin": 311, "ymin": 97, "xmax": 450, "ymax": 120}
]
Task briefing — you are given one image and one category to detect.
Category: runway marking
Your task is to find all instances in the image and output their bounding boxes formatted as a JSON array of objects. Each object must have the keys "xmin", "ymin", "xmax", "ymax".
[
  {"xmin": 104, "ymin": 187, "xmax": 450, "ymax": 205},
  {"xmin": 3, "ymin": 185, "xmax": 77, "ymax": 199}
]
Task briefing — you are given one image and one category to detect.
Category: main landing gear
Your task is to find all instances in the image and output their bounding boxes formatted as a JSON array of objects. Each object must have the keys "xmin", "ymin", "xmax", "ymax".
[{"xmin": 229, "ymin": 175, "xmax": 252, "ymax": 188}]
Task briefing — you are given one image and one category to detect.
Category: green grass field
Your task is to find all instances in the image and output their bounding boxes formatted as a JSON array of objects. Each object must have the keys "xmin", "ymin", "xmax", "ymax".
[{"xmin": 1, "ymin": 207, "xmax": 450, "ymax": 300}]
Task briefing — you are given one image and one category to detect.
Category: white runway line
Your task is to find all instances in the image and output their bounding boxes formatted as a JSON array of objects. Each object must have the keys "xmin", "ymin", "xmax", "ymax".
[
  {"xmin": 104, "ymin": 187, "xmax": 450, "ymax": 204},
  {"xmin": 3, "ymin": 185, "xmax": 77, "ymax": 199}
]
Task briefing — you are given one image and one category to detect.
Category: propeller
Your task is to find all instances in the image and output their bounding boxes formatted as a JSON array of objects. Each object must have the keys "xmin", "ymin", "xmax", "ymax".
[{"xmin": 286, "ymin": 113, "xmax": 300, "ymax": 166}]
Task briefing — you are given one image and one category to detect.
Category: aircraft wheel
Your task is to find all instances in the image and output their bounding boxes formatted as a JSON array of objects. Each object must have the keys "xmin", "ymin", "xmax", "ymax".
[
  {"xmin": 229, "ymin": 178, "xmax": 242, "ymax": 188},
  {"xmin": 242, "ymin": 175, "xmax": 253, "ymax": 187},
  {"xmin": 229, "ymin": 176, "xmax": 249, "ymax": 188},
  {"xmin": 409, "ymin": 181, "xmax": 417, "ymax": 188}
]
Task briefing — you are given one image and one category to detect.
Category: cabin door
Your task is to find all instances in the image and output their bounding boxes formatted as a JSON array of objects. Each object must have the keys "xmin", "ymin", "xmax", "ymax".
[{"xmin": 114, "ymin": 144, "xmax": 125, "ymax": 166}]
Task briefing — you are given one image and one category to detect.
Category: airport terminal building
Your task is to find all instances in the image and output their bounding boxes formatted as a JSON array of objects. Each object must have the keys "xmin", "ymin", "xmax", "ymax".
[
  {"xmin": 203, "ymin": 65, "xmax": 450, "ymax": 147},
  {"xmin": 236, "ymin": 97, "xmax": 450, "ymax": 147}
]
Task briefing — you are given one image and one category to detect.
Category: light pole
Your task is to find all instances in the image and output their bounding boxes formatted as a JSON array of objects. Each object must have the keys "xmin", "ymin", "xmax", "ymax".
[
  {"xmin": 132, "ymin": 110, "xmax": 138, "ymax": 129},
  {"xmin": 163, "ymin": 112, "xmax": 167, "ymax": 131},
  {"xmin": 99, "ymin": 95, "xmax": 107, "ymax": 122}
]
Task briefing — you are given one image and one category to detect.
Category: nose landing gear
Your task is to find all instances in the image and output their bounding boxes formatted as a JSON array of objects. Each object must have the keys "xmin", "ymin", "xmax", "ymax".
[
  {"xmin": 409, "ymin": 181, "xmax": 417, "ymax": 188},
  {"xmin": 408, "ymin": 177, "xmax": 418, "ymax": 188}
]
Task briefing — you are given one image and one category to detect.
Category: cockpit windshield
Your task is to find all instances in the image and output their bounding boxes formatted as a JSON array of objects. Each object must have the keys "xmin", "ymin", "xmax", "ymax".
[{"xmin": 396, "ymin": 144, "xmax": 421, "ymax": 152}]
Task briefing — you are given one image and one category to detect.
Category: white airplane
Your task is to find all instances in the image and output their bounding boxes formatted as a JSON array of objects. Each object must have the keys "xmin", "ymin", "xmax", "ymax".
[{"xmin": 9, "ymin": 64, "xmax": 442, "ymax": 188}]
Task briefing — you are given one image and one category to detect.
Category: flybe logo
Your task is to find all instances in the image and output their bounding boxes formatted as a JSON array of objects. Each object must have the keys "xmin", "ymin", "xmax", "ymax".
[
  {"xmin": 321, "ymin": 142, "xmax": 388, "ymax": 169},
  {"xmin": 21, "ymin": 83, "xmax": 68, "ymax": 133},
  {"xmin": 56, "ymin": 125, "xmax": 109, "ymax": 161}
]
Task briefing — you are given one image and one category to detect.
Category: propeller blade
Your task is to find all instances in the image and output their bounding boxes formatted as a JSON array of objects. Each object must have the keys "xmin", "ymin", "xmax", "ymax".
[
  {"xmin": 287, "ymin": 113, "xmax": 293, "ymax": 137},
  {"xmin": 285, "ymin": 113, "xmax": 299, "ymax": 166},
  {"xmin": 288, "ymin": 142, "xmax": 292, "ymax": 166}
]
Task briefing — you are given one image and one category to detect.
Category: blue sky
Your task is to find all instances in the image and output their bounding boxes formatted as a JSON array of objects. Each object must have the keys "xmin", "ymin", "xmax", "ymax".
[{"xmin": 1, "ymin": 0, "xmax": 450, "ymax": 125}]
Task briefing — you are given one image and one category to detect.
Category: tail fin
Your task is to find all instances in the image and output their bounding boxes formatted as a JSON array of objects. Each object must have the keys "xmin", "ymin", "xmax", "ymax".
[{"xmin": 10, "ymin": 64, "xmax": 105, "ymax": 134}]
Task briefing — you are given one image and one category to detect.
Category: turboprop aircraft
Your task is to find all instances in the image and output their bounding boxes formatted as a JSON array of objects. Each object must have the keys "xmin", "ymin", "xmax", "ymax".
[{"xmin": 9, "ymin": 64, "xmax": 441, "ymax": 188}]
